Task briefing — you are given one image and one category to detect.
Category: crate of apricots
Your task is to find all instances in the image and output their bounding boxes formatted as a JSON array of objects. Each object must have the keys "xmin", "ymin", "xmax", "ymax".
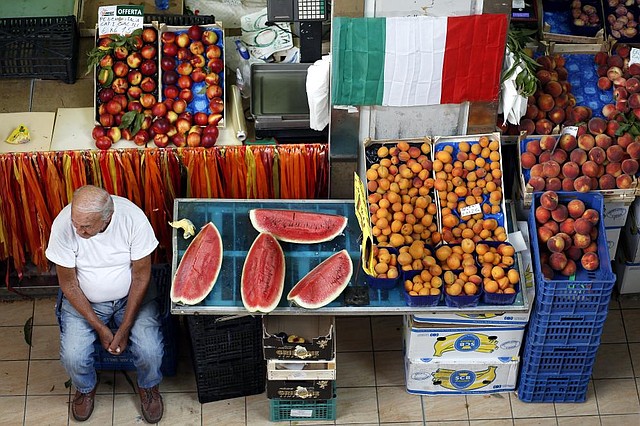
[
  {"xmin": 364, "ymin": 138, "xmax": 440, "ymax": 247},
  {"xmin": 475, "ymin": 241, "xmax": 520, "ymax": 305},
  {"xmin": 399, "ymin": 241, "xmax": 443, "ymax": 306},
  {"xmin": 432, "ymin": 133, "xmax": 509, "ymax": 244},
  {"xmin": 367, "ymin": 245, "xmax": 401, "ymax": 290},
  {"xmin": 431, "ymin": 243, "xmax": 482, "ymax": 308}
]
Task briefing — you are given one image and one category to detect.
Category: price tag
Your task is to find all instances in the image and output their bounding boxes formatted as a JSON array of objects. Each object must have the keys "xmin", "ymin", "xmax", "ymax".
[
  {"xmin": 460, "ymin": 203, "xmax": 482, "ymax": 218},
  {"xmin": 353, "ymin": 172, "xmax": 375, "ymax": 275},
  {"xmin": 561, "ymin": 126, "xmax": 578, "ymax": 137},
  {"xmin": 630, "ymin": 47, "xmax": 640, "ymax": 66},
  {"xmin": 98, "ymin": 5, "xmax": 144, "ymax": 37},
  {"xmin": 290, "ymin": 409, "xmax": 313, "ymax": 418}
]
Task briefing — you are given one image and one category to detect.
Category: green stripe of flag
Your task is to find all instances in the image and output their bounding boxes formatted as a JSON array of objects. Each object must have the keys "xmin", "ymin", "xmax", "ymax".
[{"xmin": 332, "ymin": 17, "xmax": 386, "ymax": 106}]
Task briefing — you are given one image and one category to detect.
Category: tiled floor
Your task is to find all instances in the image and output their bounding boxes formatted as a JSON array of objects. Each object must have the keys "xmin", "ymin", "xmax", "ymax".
[{"xmin": 1, "ymin": 295, "xmax": 640, "ymax": 425}]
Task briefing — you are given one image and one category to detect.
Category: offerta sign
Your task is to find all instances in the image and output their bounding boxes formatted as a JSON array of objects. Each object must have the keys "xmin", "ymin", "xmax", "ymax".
[{"xmin": 98, "ymin": 5, "xmax": 144, "ymax": 37}]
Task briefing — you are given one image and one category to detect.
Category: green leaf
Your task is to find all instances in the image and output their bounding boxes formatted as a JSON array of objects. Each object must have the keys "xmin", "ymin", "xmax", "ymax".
[
  {"xmin": 119, "ymin": 111, "xmax": 137, "ymax": 130},
  {"xmin": 132, "ymin": 112, "xmax": 144, "ymax": 136},
  {"xmin": 23, "ymin": 317, "xmax": 33, "ymax": 346}
]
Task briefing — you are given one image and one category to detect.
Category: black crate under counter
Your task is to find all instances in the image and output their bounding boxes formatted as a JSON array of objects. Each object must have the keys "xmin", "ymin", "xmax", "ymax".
[{"xmin": 170, "ymin": 199, "xmax": 532, "ymax": 316}]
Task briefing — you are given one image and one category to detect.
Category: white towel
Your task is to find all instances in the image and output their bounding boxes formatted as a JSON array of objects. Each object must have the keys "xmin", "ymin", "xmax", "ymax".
[{"xmin": 306, "ymin": 55, "xmax": 331, "ymax": 131}]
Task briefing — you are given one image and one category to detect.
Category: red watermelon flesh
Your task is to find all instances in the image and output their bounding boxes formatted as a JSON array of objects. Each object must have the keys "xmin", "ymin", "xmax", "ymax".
[
  {"xmin": 249, "ymin": 209, "xmax": 347, "ymax": 243},
  {"xmin": 241, "ymin": 233, "xmax": 286, "ymax": 313},
  {"xmin": 287, "ymin": 250, "xmax": 353, "ymax": 309},
  {"xmin": 170, "ymin": 222, "xmax": 223, "ymax": 305}
]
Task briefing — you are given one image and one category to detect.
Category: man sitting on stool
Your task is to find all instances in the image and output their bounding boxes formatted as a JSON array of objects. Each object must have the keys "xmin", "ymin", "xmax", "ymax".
[{"xmin": 46, "ymin": 185, "xmax": 163, "ymax": 423}]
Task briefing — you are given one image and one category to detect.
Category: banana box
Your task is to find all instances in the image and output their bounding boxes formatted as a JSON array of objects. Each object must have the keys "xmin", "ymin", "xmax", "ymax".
[
  {"xmin": 263, "ymin": 316, "xmax": 335, "ymax": 361},
  {"xmin": 403, "ymin": 316, "xmax": 524, "ymax": 359},
  {"xmin": 405, "ymin": 356, "xmax": 519, "ymax": 395}
]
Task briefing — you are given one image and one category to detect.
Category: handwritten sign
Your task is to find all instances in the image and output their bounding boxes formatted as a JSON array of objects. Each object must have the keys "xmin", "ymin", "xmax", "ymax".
[
  {"xmin": 98, "ymin": 5, "xmax": 144, "ymax": 37},
  {"xmin": 460, "ymin": 203, "xmax": 482, "ymax": 218},
  {"xmin": 631, "ymin": 47, "xmax": 640, "ymax": 66}
]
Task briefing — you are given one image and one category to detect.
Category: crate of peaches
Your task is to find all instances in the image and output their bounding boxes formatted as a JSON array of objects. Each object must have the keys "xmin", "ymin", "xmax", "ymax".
[
  {"xmin": 363, "ymin": 138, "xmax": 440, "ymax": 248},
  {"xmin": 432, "ymin": 133, "xmax": 508, "ymax": 245}
]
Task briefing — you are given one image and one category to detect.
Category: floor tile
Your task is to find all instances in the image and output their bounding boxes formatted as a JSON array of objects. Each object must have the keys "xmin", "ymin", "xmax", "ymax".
[
  {"xmin": 29, "ymin": 325, "xmax": 60, "ymax": 360},
  {"xmin": 513, "ymin": 418, "xmax": 557, "ymax": 425},
  {"xmin": 593, "ymin": 343, "xmax": 634, "ymax": 379},
  {"xmin": 594, "ymin": 378, "xmax": 640, "ymax": 415},
  {"xmin": 96, "ymin": 370, "xmax": 116, "ymax": 395},
  {"xmin": 374, "ymin": 350, "xmax": 405, "ymax": 386},
  {"xmin": 245, "ymin": 392, "xmax": 274, "ymax": 425},
  {"xmin": 629, "ymin": 343, "xmax": 640, "ymax": 377},
  {"xmin": 623, "ymin": 309, "xmax": 640, "ymax": 343},
  {"xmin": 600, "ymin": 413, "xmax": 640, "ymax": 425},
  {"xmin": 336, "ymin": 386, "xmax": 379, "ymax": 424},
  {"xmin": 0, "ymin": 79, "xmax": 32, "ymax": 113},
  {"xmin": 423, "ymin": 394, "xmax": 469, "ymax": 421},
  {"xmin": 377, "ymin": 385, "xmax": 423, "ymax": 423},
  {"xmin": 27, "ymin": 359, "xmax": 71, "ymax": 395},
  {"xmin": 0, "ymin": 326, "xmax": 30, "ymax": 360},
  {"xmin": 601, "ymin": 309, "xmax": 627, "ymax": 343},
  {"xmin": 24, "ymin": 394, "xmax": 70, "ymax": 425},
  {"xmin": 554, "ymin": 381, "xmax": 598, "ymax": 417},
  {"xmin": 69, "ymin": 393, "xmax": 114, "ymax": 425},
  {"xmin": 113, "ymin": 370, "xmax": 138, "ymax": 394},
  {"xmin": 0, "ymin": 360, "xmax": 28, "ymax": 395},
  {"xmin": 425, "ymin": 422, "xmax": 469, "ymax": 426},
  {"xmin": 0, "ymin": 395, "xmax": 26, "ymax": 424},
  {"xmin": 31, "ymin": 78, "xmax": 93, "ymax": 112},
  {"xmin": 470, "ymin": 420, "xmax": 513, "ymax": 426},
  {"xmin": 202, "ymin": 396, "xmax": 246, "ymax": 425},
  {"xmin": 33, "ymin": 296, "xmax": 58, "ymax": 326},
  {"xmin": 336, "ymin": 316, "xmax": 372, "ymax": 352},
  {"xmin": 619, "ymin": 295, "xmax": 640, "ymax": 309},
  {"xmin": 113, "ymin": 393, "xmax": 146, "ymax": 425},
  {"xmin": 155, "ymin": 356, "xmax": 197, "ymax": 393},
  {"xmin": 159, "ymin": 391, "xmax": 201, "ymax": 425},
  {"xmin": 466, "ymin": 393, "xmax": 512, "ymax": 419},
  {"xmin": 336, "ymin": 351, "xmax": 375, "ymax": 387},
  {"xmin": 556, "ymin": 416, "xmax": 600, "ymax": 426},
  {"xmin": 371, "ymin": 316, "xmax": 403, "ymax": 351},
  {"xmin": 0, "ymin": 299, "xmax": 34, "ymax": 326},
  {"xmin": 510, "ymin": 392, "xmax": 555, "ymax": 418}
]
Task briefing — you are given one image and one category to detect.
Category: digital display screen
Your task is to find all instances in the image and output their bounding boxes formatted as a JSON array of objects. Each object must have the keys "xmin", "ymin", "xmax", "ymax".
[{"xmin": 252, "ymin": 64, "xmax": 311, "ymax": 117}]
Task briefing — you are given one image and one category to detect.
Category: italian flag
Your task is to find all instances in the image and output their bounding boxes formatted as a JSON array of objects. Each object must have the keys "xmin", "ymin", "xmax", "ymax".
[{"xmin": 332, "ymin": 14, "xmax": 507, "ymax": 107}]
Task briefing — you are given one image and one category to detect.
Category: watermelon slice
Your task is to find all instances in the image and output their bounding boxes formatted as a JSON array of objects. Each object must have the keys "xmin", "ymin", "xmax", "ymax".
[
  {"xmin": 241, "ymin": 233, "xmax": 286, "ymax": 313},
  {"xmin": 170, "ymin": 222, "xmax": 223, "ymax": 305},
  {"xmin": 249, "ymin": 209, "xmax": 347, "ymax": 244},
  {"xmin": 287, "ymin": 250, "xmax": 353, "ymax": 309}
]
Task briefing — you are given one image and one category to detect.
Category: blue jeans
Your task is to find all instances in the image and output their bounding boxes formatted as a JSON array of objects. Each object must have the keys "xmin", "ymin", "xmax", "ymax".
[{"xmin": 59, "ymin": 296, "xmax": 164, "ymax": 393}]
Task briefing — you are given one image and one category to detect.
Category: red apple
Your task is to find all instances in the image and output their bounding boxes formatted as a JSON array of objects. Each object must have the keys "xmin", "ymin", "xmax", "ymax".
[
  {"xmin": 189, "ymin": 125, "xmax": 203, "ymax": 135},
  {"xmin": 177, "ymin": 75, "xmax": 192, "ymax": 89},
  {"xmin": 173, "ymin": 99, "xmax": 187, "ymax": 114},
  {"xmin": 194, "ymin": 112, "xmax": 209, "ymax": 126},
  {"xmin": 140, "ymin": 93, "xmax": 157, "ymax": 108},
  {"xmin": 206, "ymin": 85, "xmax": 223, "ymax": 99},
  {"xmin": 176, "ymin": 118, "xmax": 191, "ymax": 134},
  {"xmin": 187, "ymin": 25, "xmax": 203, "ymax": 41},
  {"xmin": 166, "ymin": 110, "xmax": 178, "ymax": 124},
  {"xmin": 191, "ymin": 68, "xmax": 206, "ymax": 83},
  {"xmin": 98, "ymin": 87, "xmax": 115, "ymax": 103},
  {"xmin": 105, "ymin": 100, "xmax": 122, "ymax": 115},
  {"xmin": 207, "ymin": 58, "xmax": 224, "ymax": 74},
  {"xmin": 176, "ymin": 62, "xmax": 193, "ymax": 76},
  {"xmin": 171, "ymin": 132, "xmax": 187, "ymax": 147},
  {"xmin": 130, "ymin": 35, "xmax": 143, "ymax": 51},
  {"xmin": 140, "ymin": 44, "xmax": 157, "ymax": 60},
  {"xmin": 141, "ymin": 116, "xmax": 152, "ymax": 130},
  {"xmin": 151, "ymin": 117, "xmax": 170, "ymax": 135},
  {"xmin": 140, "ymin": 60, "xmax": 157, "ymax": 76},
  {"xmin": 114, "ymin": 45, "xmax": 128, "ymax": 60},
  {"xmin": 162, "ymin": 42, "xmax": 178, "ymax": 57},
  {"xmin": 142, "ymin": 28, "xmax": 157, "ymax": 43},
  {"xmin": 133, "ymin": 129, "xmax": 149, "ymax": 146},
  {"xmin": 187, "ymin": 131, "xmax": 201, "ymax": 147},
  {"xmin": 113, "ymin": 112, "xmax": 124, "ymax": 126},
  {"xmin": 179, "ymin": 88, "xmax": 194, "ymax": 103},
  {"xmin": 99, "ymin": 54, "xmax": 114, "ymax": 68},
  {"xmin": 176, "ymin": 33, "xmax": 190, "ymax": 48},
  {"xmin": 161, "ymin": 32, "xmax": 176, "ymax": 44},
  {"xmin": 127, "ymin": 70, "xmax": 142, "ymax": 86},
  {"xmin": 189, "ymin": 41, "xmax": 205, "ymax": 55},
  {"xmin": 121, "ymin": 128, "xmax": 133, "ymax": 141},
  {"xmin": 98, "ymin": 103, "xmax": 107, "ymax": 116},
  {"xmin": 127, "ymin": 86, "xmax": 142, "ymax": 100},
  {"xmin": 202, "ymin": 30, "xmax": 218, "ymax": 45},
  {"xmin": 153, "ymin": 133, "xmax": 169, "ymax": 148},
  {"xmin": 107, "ymin": 127, "xmax": 122, "ymax": 143},
  {"xmin": 205, "ymin": 45, "xmax": 221, "ymax": 59},
  {"xmin": 177, "ymin": 47, "xmax": 192, "ymax": 61},
  {"xmin": 111, "ymin": 78, "xmax": 128, "ymax": 94},
  {"xmin": 162, "ymin": 70, "xmax": 178, "ymax": 86},
  {"xmin": 95, "ymin": 135, "xmax": 113, "ymax": 150},
  {"xmin": 113, "ymin": 95, "xmax": 127, "ymax": 109},
  {"xmin": 92, "ymin": 126, "xmax": 106, "ymax": 141},
  {"xmin": 113, "ymin": 61, "xmax": 129, "ymax": 77},
  {"xmin": 207, "ymin": 114, "xmax": 223, "ymax": 126},
  {"xmin": 201, "ymin": 133, "xmax": 217, "ymax": 148},
  {"xmin": 204, "ymin": 72, "xmax": 219, "ymax": 86},
  {"xmin": 209, "ymin": 97, "xmax": 224, "ymax": 113},
  {"xmin": 161, "ymin": 56, "xmax": 176, "ymax": 71},
  {"xmin": 151, "ymin": 102, "xmax": 168, "ymax": 118},
  {"xmin": 164, "ymin": 85, "xmax": 180, "ymax": 100},
  {"xmin": 127, "ymin": 100, "xmax": 143, "ymax": 112},
  {"xmin": 178, "ymin": 112, "xmax": 193, "ymax": 123},
  {"xmin": 126, "ymin": 52, "xmax": 142, "ymax": 69},
  {"xmin": 140, "ymin": 77, "xmax": 156, "ymax": 93},
  {"xmin": 190, "ymin": 54, "xmax": 206, "ymax": 68},
  {"xmin": 166, "ymin": 124, "xmax": 178, "ymax": 138}
]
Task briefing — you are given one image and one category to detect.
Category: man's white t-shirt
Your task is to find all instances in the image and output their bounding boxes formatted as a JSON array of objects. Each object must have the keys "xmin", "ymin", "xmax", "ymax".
[{"xmin": 46, "ymin": 195, "xmax": 159, "ymax": 303}]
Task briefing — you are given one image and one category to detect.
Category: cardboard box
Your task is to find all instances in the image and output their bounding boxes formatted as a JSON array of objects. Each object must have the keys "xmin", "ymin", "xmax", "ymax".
[
  {"xmin": 603, "ymin": 201, "xmax": 631, "ymax": 228},
  {"xmin": 606, "ymin": 227, "xmax": 622, "ymax": 261},
  {"xmin": 267, "ymin": 359, "xmax": 337, "ymax": 381},
  {"xmin": 405, "ymin": 356, "xmax": 519, "ymax": 395},
  {"xmin": 266, "ymin": 380, "xmax": 334, "ymax": 400},
  {"xmin": 263, "ymin": 316, "xmax": 335, "ymax": 361},
  {"xmin": 615, "ymin": 251, "xmax": 640, "ymax": 294},
  {"xmin": 403, "ymin": 316, "xmax": 524, "ymax": 359}
]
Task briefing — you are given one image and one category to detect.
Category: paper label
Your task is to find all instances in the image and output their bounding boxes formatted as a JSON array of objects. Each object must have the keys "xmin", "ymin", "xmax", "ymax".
[
  {"xmin": 561, "ymin": 126, "xmax": 578, "ymax": 137},
  {"xmin": 354, "ymin": 172, "xmax": 375, "ymax": 275},
  {"xmin": 98, "ymin": 5, "xmax": 144, "ymax": 37},
  {"xmin": 460, "ymin": 203, "xmax": 482, "ymax": 218},
  {"xmin": 631, "ymin": 47, "xmax": 640, "ymax": 66},
  {"xmin": 290, "ymin": 409, "xmax": 313, "ymax": 417},
  {"xmin": 512, "ymin": 0, "xmax": 526, "ymax": 8}
]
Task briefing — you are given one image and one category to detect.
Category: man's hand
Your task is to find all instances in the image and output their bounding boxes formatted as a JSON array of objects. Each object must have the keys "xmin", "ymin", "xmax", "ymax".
[
  {"xmin": 108, "ymin": 327, "xmax": 131, "ymax": 355},
  {"xmin": 96, "ymin": 323, "xmax": 116, "ymax": 353}
]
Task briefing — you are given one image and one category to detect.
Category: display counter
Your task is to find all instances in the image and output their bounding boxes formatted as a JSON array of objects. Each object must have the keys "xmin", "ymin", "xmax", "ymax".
[{"xmin": 170, "ymin": 199, "xmax": 531, "ymax": 316}]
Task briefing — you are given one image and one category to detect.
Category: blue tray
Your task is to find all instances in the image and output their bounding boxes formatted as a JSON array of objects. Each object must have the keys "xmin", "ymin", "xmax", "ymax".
[
  {"xmin": 526, "ymin": 305, "xmax": 606, "ymax": 346},
  {"xmin": 517, "ymin": 372, "xmax": 590, "ymax": 403}
]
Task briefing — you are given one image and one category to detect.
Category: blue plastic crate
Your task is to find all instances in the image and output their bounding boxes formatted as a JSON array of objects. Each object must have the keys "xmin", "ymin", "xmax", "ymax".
[
  {"xmin": 269, "ymin": 394, "xmax": 337, "ymax": 422},
  {"xmin": 520, "ymin": 340, "xmax": 599, "ymax": 376},
  {"xmin": 517, "ymin": 372, "xmax": 590, "ymax": 403},
  {"xmin": 534, "ymin": 277, "xmax": 614, "ymax": 315},
  {"xmin": 525, "ymin": 306, "xmax": 606, "ymax": 346},
  {"xmin": 528, "ymin": 192, "xmax": 615, "ymax": 292}
]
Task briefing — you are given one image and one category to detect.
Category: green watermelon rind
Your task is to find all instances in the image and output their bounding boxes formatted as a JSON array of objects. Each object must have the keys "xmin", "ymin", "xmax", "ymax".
[
  {"xmin": 241, "ymin": 232, "xmax": 286, "ymax": 313},
  {"xmin": 287, "ymin": 249, "xmax": 353, "ymax": 309},
  {"xmin": 170, "ymin": 222, "xmax": 223, "ymax": 305},
  {"xmin": 248, "ymin": 209, "xmax": 348, "ymax": 244}
]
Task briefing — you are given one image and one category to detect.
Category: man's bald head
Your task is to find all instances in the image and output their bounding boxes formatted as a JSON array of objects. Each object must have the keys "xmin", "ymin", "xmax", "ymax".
[{"xmin": 72, "ymin": 185, "xmax": 114, "ymax": 222}]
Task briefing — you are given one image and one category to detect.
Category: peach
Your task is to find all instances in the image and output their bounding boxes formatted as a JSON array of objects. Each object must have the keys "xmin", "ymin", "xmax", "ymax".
[
  {"xmin": 581, "ymin": 161, "xmax": 599, "ymax": 178},
  {"xmin": 526, "ymin": 139, "xmax": 542, "ymax": 155},
  {"xmin": 614, "ymin": 86, "xmax": 628, "ymax": 101},
  {"xmin": 614, "ymin": 45, "xmax": 630, "ymax": 59},
  {"xmin": 530, "ymin": 163, "xmax": 544, "ymax": 177},
  {"xmin": 537, "ymin": 94, "xmax": 555, "ymax": 112},
  {"xmin": 542, "ymin": 264, "xmax": 554, "ymax": 280},
  {"xmin": 536, "ymin": 69, "xmax": 552, "ymax": 84},
  {"xmin": 599, "ymin": 174, "xmax": 617, "ymax": 189},
  {"xmin": 627, "ymin": 141, "xmax": 640, "ymax": 159},
  {"xmin": 556, "ymin": 66, "xmax": 568, "ymax": 81},
  {"xmin": 622, "ymin": 159, "xmax": 639, "ymax": 175},
  {"xmin": 588, "ymin": 147, "xmax": 607, "ymax": 165},
  {"xmin": 598, "ymin": 76, "xmax": 612, "ymax": 90},
  {"xmin": 578, "ymin": 134, "xmax": 595, "ymax": 151},
  {"xmin": 607, "ymin": 66, "xmax": 624, "ymax": 82},
  {"xmin": 543, "ymin": 220, "xmax": 560, "ymax": 234},
  {"xmin": 573, "ymin": 176, "xmax": 592, "ymax": 192},
  {"xmin": 528, "ymin": 176, "xmax": 546, "ymax": 191},
  {"xmin": 547, "ymin": 235, "xmax": 565, "ymax": 253},
  {"xmin": 629, "ymin": 62, "xmax": 640, "ymax": 75},
  {"xmin": 596, "ymin": 65, "xmax": 609, "ymax": 78},
  {"xmin": 606, "ymin": 120, "xmax": 620, "ymax": 137},
  {"xmin": 582, "ymin": 208, "xmax": 600, "ymax": 225},
  {"xmin": 537, "ymin": 226, "xmax": 554, "ymax": 244},
  {"xmin": 562, "ymin": 162, "xmax": 581, "ymax": 179},
  {"xmin": 535, "ymin": 119, "xmax": 554, "ymax": 135},
  {"xmin": 519, "ymin": 119, "xmax": 536, "ymax": 135},
  {"xmin": 627, "ymin": 77, "xmax": 640, "ymax": 93},
  {"xmin": 602, "ymin": 103, "xmax": 618, "ymax": 119},
  {"xmin": 559, "ymin": 218, "xmax": 576, "ymax": 236},
  {"xmin": 608, "ymin": 54, "xmax": 624, "ymax": 68},
  {"xmin": 548, "ymin": 107, "xmax": 566, "ymax": 125},
  {"xmin": 590, "ymin": 226, "xmax": 599, "ymax": 241},
  {"xmin": 607, "ymin": 145, "xmax": 625, "ymax": 163},
  {"xmin": 595, "ymin": 134, "xmax": 613, "ymax": 150},
  {"xmin": 540, "ymin": 190, "xmax": 559, "ymax": 210},
  {"xmin": 525, "ymin": 104, "xmax": 540, "ymax": 120},
  {"xmin": 549, "ymin": 252, "xmax": 568, "ymax": 272},
  {"xmin": 543, "ymin": 161, "xmax": 561, "ymax": 178},
  {"xmin": 588, "ymin": 117, "xmax": 607, "ymax": 135},
  {"xmin": 566, "ymin": 246, "xmax": 583, "ymax": 261},
  {"xmin": 546, "ymin": 177, "xmax": 562, "ymax": 191},
  {"xmin": 616, "ymin": 99, "xmax": 629, "ymax": 113},
  {"xmin": 591, "ymin": 176, "xmax": 599, "ymax": 188},
  {"xmin": 594, "ymin": 52, "xmax": 608, "ymax": 66},
  {"xmin": 521, "ymin": 152, "xmax": 537, "ymax": 169},
  {"xmin": 573, "ymin": 232, "xmax": 592, "ymax": 249},
  {"xmin": 562, "ymin": 178, "xmax": 575, "ymax": 191},
  {"xmin": 570, "ymin": 148, "xmax": 588, "ymax": 165},
  {"xmin": 558, "ymin": 232, "xmax": 572, "ymax": 248},
  {"xmin": 539, "ymin": 151, "xmax": 552, "ymax": 164},
  {"xmin": 572, "ymin": 106, "xmax": 592, "ymax": 122},
  {"xmin": 558, "ymin": 134, "xmax": 577, "ymax": 152},
  {"xmin": 551, "ymin": 204, "xmax": 569, "ymax": 222},
  {"xmin": 551, "ymin": 149, "xmax": 567, "ymax": 165},
  {"xmin": 539, "ymin": 135, "xmax": 557, "ymax": 151},
  {"xmin": 581, "ymin": 252, "xmax": 600, "ymax": 271},
  {"xmin": 629, "ymin": 93, "xmax": 640, "ymax": 109},
  {"xmin": 535, "ymin": 206, "xmax": 551, "ymax": 224},
  {"xmin": 574, "ymin": 217, "xmax": 593, "ymax": 235},
  {"xmin": 583, "ymin": 241, "xmax": 598, "ymax": 253},
  {"xmin": 545, "ymin": 81, "xmax": 563, "ymax": 98},
  {"xmin": 606, "ymin": 162, "xmax": 622, "ymax": 177},
  {"xmin": 560, "ymin": 259, "xmax": 577, "ymax": 277},
  {"xmin": 616, "ymin": 173, "xmax": 633, "ymax": 188},
  {"xmin": 555, "ymin": 94, "xmax": 570, "ymax": 109},
  {"xmin": 537, "ymin": 56, "xmax": 556, "ymax": 70}
]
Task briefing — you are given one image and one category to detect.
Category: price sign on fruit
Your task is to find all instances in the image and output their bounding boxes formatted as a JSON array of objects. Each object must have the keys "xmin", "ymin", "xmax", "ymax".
[
  {"xmin": 98, "ymin": 5, "xmax": 144, "ymax": 37},
  {"xmin": 354, "ymin": 172, "xmax": 375, "ymax": 275},
  {"xmin": 630, "ymin": 48, "xmax": 640, "ymax": 66}
]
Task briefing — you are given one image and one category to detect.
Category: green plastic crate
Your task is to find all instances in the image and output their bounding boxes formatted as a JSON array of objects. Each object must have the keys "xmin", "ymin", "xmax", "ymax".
[{"xmin": 269, "ymin": 395, "xmax": 337, "ymax": 422}]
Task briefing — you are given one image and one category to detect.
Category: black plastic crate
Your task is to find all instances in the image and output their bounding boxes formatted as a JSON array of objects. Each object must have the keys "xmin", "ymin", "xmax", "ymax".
[
  {"xmin": 193, "ymin": 355, "xmax": 266, "ymax": 404},
  {"xmin": 144, "ymin": 14, "xmax": 216, "ymax": 26},
  {"xmin": 0, "ymin": 16, "xmax": 79, "ymax": 83},
  {"xmin": 187, "ymin": 315, "xmax": 264, "ymax": 363}
]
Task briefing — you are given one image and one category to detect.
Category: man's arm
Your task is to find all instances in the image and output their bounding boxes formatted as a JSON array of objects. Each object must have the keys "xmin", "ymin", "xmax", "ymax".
[
  {"xmin": 57, "ymin": 264, "xmax": 114, "ymax": 349},
  {"xmin": 108, "ymin": 254, "xmax": 152, "ymax": 353}
]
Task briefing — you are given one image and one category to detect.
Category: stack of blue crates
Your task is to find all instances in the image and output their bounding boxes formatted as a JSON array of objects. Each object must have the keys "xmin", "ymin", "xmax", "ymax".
[{"xmin": 518, "ymin": 192, "xmax": 616, "ymax": 402}]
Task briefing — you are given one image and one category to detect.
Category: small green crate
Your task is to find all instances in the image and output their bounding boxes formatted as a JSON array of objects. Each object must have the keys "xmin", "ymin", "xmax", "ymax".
[{"xmin": 269, "ymin": 395, "xmax": 337, "ymax": 422}]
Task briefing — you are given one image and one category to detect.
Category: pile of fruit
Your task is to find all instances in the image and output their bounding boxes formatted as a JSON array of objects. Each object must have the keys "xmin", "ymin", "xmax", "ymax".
[
  {"xmin": 533, "ymin": 191, "xmax": 601, "ymax": 279},
  {"xmin": 572, "ymin": 1, "xmax": 601, "ymax": 29},
  {"xmin": 606, "ymin": 1, "xmax": 639, "ymax": 40}
]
